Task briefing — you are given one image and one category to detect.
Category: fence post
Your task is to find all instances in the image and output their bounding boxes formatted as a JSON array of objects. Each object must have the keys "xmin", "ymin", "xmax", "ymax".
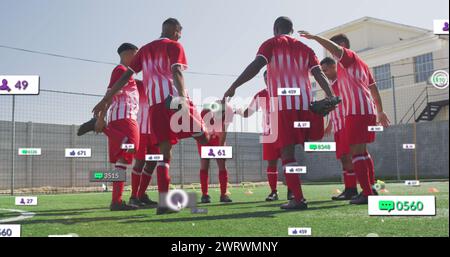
[
  {"xmin": 10, "ymin": 95, "xmax": 16, "ymax": 196},
  {"xmin": 26, "ymin": 122, "xmax": 33, "ymax": 188},
  {"xmin": 70, "ymin": 125, "xmax": 76, "ymax": 187},
  {"xmin": 391, "ymin": 76, "xmax": 398, "ymax": 125},
  {"xmin": 180, "ymin": 140, "xmax": 184, "ymax": 189}
]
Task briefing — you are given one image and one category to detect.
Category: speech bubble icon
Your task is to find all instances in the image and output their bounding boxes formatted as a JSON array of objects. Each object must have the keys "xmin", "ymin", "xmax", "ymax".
[
  {"xmin": 379, "ymin": 200, "xmax": 395, "ymax": 212},
  {"xmin": 309, "ymin": 144, "xmax": 318, "ymax": 150},
  {"xmin": 94, "ymin": 172, "xmax": 104, "ymax": 179}
]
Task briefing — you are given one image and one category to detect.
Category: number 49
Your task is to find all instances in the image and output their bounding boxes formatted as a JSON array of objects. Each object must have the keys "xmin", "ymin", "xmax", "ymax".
[{"xmin": 15, "ymin": 80, "xmax": 29, "ymax": 90}]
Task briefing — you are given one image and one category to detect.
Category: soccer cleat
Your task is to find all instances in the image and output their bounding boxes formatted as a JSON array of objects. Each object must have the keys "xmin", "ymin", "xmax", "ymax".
[
  {"xmin": 265, "ymin": 191, "xmax": 279, "ymax": 201},
  {"xmin": 280, "ymin": 199, "xmax": 308, "ymax": 210},
  {"xmin": 110, "ymin": 201, "xmax": 139, "ymax": 211},
  {"xmin": 129, "ymin": 197, "xmax": 145, "ymax": 207},
  {"xmin": 200, "ymin": 195, "xmax": 211, "ymax": 204},
  {"xmin": 220, "ymin": 195, "xmax": 232, "ymax": 203},
  {"xmin": 156, "ymin": 207, "xmax": 179, "ymax": 215},
  {"xmin": 349, "ymin": 193, "xmax": 369, "ymax": 205},
  {"xmin": 138, "ymin": 194, "xmax": 158, "ymax": 207},
  {"xmin": 77, "ymin": 117, "xmax": 97, "ymax": 136},
  {"xmin": 332, "ymin": 188, "xmax": 358, "ymax": 201}
]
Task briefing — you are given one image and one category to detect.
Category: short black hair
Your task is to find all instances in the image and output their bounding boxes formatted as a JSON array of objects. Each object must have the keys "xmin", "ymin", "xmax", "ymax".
[
  {"xmin": 117, "ymin": 43, "xmax": 138, "ymax": 55},
  {"xmin": 320, "ymin": 57, "xmax": 336, "ymax": 66},
  {"xmin": 163, "ymin": 18, "xmax": 182, "ymax": 29},
  {"xmin": 330, "ymin": 34, "xmax": 350, "ymax": 49},
  {"xmin": 274, "ymin": 16, "xmax": 293, "ymax": 34}
]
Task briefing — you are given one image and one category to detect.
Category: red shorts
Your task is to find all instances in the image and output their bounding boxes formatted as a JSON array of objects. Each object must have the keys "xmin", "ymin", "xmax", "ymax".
[
  {"xmin": 263, "ymin": 141, "xmax": 280, "ymax": 161},
  {"xmin": 107, "ymin": 119, "xmax": 139, "ymax": 164},
  {"xmin": 149, "ymin": 100, "xmax": 205, "ymax": 146},
  {"xmin": 271, "ymin": 110, "xmax": 324, "ymax": 149},
  {"xmin": 334, "ymin": 129, "xmax": 350, "ymax": 160},
  {"xmin": 196, "ymin": 134, "xmax": 222, "ymax": 157},
  {"xmin": 345, "ymin": 115, "xmax": 376, "ymax": 145},
  {"xmin": 134, "ymin": 134, "xmax": 160, "ymax": 160}
]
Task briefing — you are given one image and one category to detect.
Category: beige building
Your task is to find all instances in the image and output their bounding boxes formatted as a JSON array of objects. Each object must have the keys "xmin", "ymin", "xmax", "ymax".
[{"xmin": 312, "ymin": 17, "xmax": 449, "ymax": 124}]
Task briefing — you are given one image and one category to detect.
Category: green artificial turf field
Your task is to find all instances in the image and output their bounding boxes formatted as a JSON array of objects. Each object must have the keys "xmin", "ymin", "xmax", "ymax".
[{"xmin": 0, "ymin": 181, "xmax": 448, "ymax": 237}]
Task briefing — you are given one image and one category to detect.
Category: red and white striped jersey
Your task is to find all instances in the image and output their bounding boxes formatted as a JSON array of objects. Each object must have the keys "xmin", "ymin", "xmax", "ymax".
[
  {"xmin": 129, "ymin": 38, "xmax": 188, "ymax": 107},
  {"xmin": 329, "ymin": 80, "xmax": 345, "ymax": 132},
  {"xmin": 248, "ymin": 89, "xmax": 271, "ymax": 135},
  {"xmin": 336, "ymin": 48, "xmax": 377, "ymax": 116},
  {"xmin": 107, "ymin": 65, "xmax": 139, "ymax": 123},
  {"xmin": 136, "ymin": 80, "xmax": 151, "ymax": 134},
  {"xmin": 256, "ymin": 35, "xmax": 320, "ymax": 112}
]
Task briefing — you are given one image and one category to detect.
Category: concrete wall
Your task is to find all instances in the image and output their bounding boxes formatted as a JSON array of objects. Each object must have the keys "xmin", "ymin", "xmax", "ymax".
[{"xmin": 0, "ymin": 120, "xmax": 448, "ymax": 192}]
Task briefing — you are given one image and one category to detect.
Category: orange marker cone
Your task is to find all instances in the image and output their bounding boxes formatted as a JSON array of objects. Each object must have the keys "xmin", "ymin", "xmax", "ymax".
[{"xmin": 428, "ymin": 187, "xmax": 439, "ymax": 193}]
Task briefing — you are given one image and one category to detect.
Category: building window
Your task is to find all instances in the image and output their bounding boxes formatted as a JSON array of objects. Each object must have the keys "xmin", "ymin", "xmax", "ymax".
[
  {"xmin": 373, "ymin": 64, "xmax": 392, "ymax": 90},
  {"xmin": 414, "ymin": 53, "xmax": 434, "ymax": 83}
]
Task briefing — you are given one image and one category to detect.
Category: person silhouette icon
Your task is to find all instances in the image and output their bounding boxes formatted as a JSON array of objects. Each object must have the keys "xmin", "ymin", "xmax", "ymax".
[
  {"xmin": 208, "ymin": 148, "xmax": 216, "ymax": 157},
  {"xmin": 443, "ymin": 22, "xmax": 449, "ymax": 32},
  {"xmin": 0, "ymin": 79, "xmax": 12, "ymax": 92}
]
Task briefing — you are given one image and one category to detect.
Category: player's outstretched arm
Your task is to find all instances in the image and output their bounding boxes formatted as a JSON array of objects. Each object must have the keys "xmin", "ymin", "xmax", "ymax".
[
  {"xmin": 369, "ymin": 84, "xmax": 391, "ymax": 127},
  {"xmin": 311, "ymin": 66, "xmax": 334, "ymax": 97},
  {"xmin": 299, "ymin": 31, "xmax": 344, "ymax": 59},
  {"xmin": 223, "ymin": 56, "xmax": 267, "ymax": 100},
  {"xmin": 92, "ymin": 68, "xmax": 134, "ymax": 117}
]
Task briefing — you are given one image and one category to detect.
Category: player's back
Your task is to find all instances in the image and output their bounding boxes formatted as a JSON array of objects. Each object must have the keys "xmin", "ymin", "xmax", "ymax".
[{"xmin": 258, "ymin": 35, "xmax": 320, "ymax": 112}]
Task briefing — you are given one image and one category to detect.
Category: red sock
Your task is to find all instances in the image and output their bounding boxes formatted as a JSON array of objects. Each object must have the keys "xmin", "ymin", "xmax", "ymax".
[
  {"xmin": 137, "ymin": 167, "xmax": 153, "ymax": 198},
  {"xmin": 283, "ymin": 159, "xmax": 304, "ymax": 202},
  {"xmin": 218, "ymin": 170, "xmax": 228, "ymax": 197},
  {"xmin": 131, "ymin": 167, "xmax": 142, "ymax": 198},
  {"xmin": 112, "ymin": 164, "xmax": 126, "ymax": 204},
  {"xmin": 353, "ymin": 155, "xmax": 373, "ymax": 196},
  {"xmin": 156, "ymin": 161, "xmax": 170, "ymax": 193},
  {"xmin": 267, "ymin": 166, "xmax": 278, "ymax": 192},
  {"xmin": 343, "ymin": 170, "xmax": 357, "ymax": 189},
  {"xmin": 200, "ymin": 169, "xmax": 209, "ymax": 196},
  {"xmin": 364, "ymin": 152, "xmax": 375, "ymax": 185}
]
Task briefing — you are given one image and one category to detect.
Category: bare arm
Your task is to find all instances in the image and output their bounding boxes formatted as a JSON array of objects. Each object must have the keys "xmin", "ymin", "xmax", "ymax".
[
  {"xmin": 223, "ymin": 56, "xmax": 267, "ymax": 100},
  {"xmin": 92, "ymin": 69, "xmax": 134, "ymax": 117},
  {"xmin": 299, "ymin": 31, "xmax": 344, "ymax": 59},
  {"xmin": 369, "ymin": 84, "xmax": 391, "ymax": 127},
  {"xmin": 172, "ymin": 65, "xmax": 187, "ymax": 98},
  {"xmin": 311, "ymin": 66, "xmax": 334, "ymax": 97}
]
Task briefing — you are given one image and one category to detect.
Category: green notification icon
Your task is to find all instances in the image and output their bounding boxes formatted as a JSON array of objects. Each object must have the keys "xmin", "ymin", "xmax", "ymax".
[
  {"xmin": 94, "ymin": 172, "xmax": 104, "ymax": 180},
  {"xmin": 309, "ymin": 144, "xmax": 318, "ymax": 150},
  {"xmin": 379, "ymin": 200, "xmax": 395, "ymax": 212}
]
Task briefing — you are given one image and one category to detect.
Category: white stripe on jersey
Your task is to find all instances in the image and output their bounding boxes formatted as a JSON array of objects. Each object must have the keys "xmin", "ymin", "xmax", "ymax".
[{"xmin": 358, "ymin": 87, "xmax": 365, "ymax": 115}]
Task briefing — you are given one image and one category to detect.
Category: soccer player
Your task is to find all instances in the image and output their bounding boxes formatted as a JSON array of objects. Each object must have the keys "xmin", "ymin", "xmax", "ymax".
[
  {"xmin": 92, "ymin": 18, "xmax": 208, "ymax": 215},
  {"xmin": 197, "ymin": 100, "xmax": 234, "ymax": 204},
  {"xmin": 223, "ymin": 17, "xmax": 335, "ymax": 210},
  {"xmin": 128, "ymin": 82, "xmax": 159, "ymax": 207},
  {"xmin": 236, "ymin": 71, "xmax": 280, "ymax": 201},
  {"xmin": 299, "ymin": 32, "xmax": 390, "ymax": 204},
  {"xmin": 90, "ymin": 42, "xmax": 141, "ymax": 211},
  {"xmin": 320, "ymin": 57, "xmax": 358, "ymax": 200}
]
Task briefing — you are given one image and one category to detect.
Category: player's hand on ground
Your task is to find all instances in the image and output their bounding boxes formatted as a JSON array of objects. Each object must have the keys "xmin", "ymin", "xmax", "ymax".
[
  {"xmin": 377, "ymin": 111, "xmax": 391, "ymax": 127},
  {"xmin": 94, "ymin": 118, "xmax": 106, "ymax": 133},
  {"xmin": 298, "ymin": 30, "xmax": 316, "ymax": 40}
]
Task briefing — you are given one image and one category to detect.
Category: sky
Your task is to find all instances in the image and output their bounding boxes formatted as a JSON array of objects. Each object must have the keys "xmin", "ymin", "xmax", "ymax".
[{"xmin": 0, "ymin": 0, "xmax": 448, "ymax": 130}]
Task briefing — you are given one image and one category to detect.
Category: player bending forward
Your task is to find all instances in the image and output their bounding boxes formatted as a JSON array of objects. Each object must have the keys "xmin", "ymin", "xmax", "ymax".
[
  {"xmin": 224, "ymin": 17, "xmax": 335, "ymax": 210},
  {"xmin": 300, "ymin": 32, "xmax": 390, "ymax": 204},
  {"xmin": 197, "ymin": 100, "xmax": 234, "ymax": 204}
]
